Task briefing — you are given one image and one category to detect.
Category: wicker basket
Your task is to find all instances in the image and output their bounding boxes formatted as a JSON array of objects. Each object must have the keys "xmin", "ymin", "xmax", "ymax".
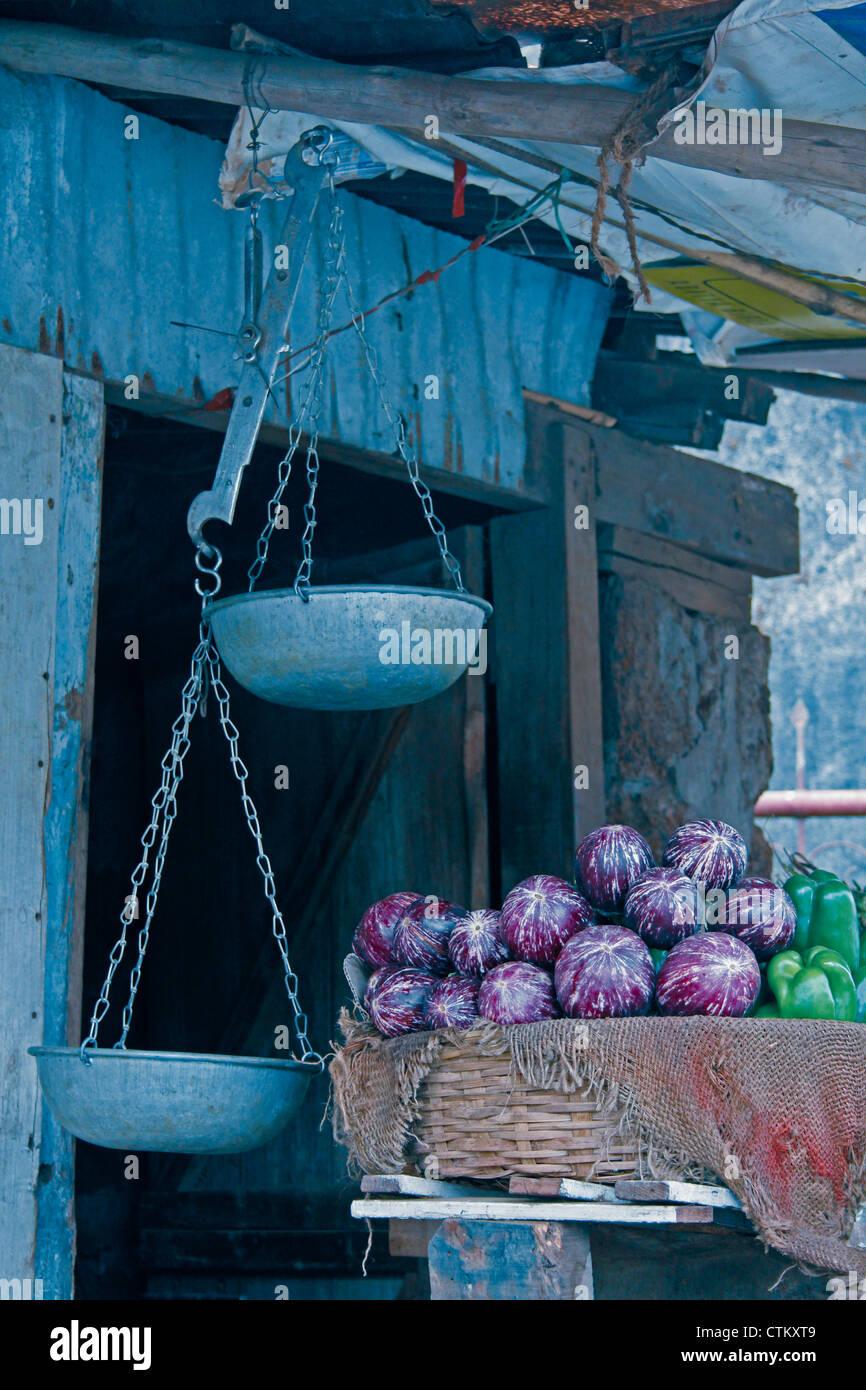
[{"xmin": 412, "ymin": 1040, "xmax": 645, "ymax": 1183}]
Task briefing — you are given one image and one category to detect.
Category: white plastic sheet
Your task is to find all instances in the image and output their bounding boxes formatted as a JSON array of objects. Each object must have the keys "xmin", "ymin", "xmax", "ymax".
[{"xmin": 220, "ymin": 3, "xmax": 866, "ymax": 323}]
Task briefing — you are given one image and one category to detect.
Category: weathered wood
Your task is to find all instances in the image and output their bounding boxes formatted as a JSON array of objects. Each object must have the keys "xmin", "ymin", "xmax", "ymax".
[
  {"xmin": 0, "ymin": 347, "xmax": 62, "ymax": 1293},
  {"xmin": 564, "ymin": 428, "xmax": 607, "ymax": 845},
  {"xmin": 549, "ymin": 414, "xmax": 799, "ymax": 577},
  {"xmin": 523, "ymin": 389, "xmax": 616, "ymax": 430},
  {"xmin": 427, "ymin": 1219, "xmax": 594, "ymax": 1301},
  {"xmin": 99, "ymin": 379, "xmax": 544, "ymax": 513},
  {"xmin": 388, "ymin": 1219, "xmax": 440, "ymax": 1260},
  {"xmin": 0, "ymin": 350, "xmax": 102, "ymax": 1299},
  {"xmin": 351, "ymin": 1197, "xmax": 745, "ymax": 1226},
  {"xmin": 452, "ymin": 527, "xmax": 490, "ymax": 909},
  {"xmin": 490, "ymin": 411, "xmax": 605, "ymax": 889},
  {"xmin": 35, "ymin": 372, "xmax": 105, "ymax": 1301},
  {"xmin": 614, "ymin": 1179, "xmax": 742, "ymax": 1210},
  {"xmin": 592, "ymin": 354, "xmax": 776, "ymax": 443},
  {"xmin": 509, "ymin": 1175, "xmax": 622, "ymax": 1202},
  {"xmin": 598, "ymin": 524, "xmax": 753, "ymax": 623},
  {"xmin": 362, "ymin": 1174, "xmax": 495, "ymax": 1199},
  {"xmin": 2, "ymin": 21, "xmax": 864, "ymax": 196}
]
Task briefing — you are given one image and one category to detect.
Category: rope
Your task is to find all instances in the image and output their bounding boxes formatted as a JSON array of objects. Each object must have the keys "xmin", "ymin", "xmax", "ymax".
[{"xmin": 590, "ymin": 61, "xmax": 683, "ymax": 302}]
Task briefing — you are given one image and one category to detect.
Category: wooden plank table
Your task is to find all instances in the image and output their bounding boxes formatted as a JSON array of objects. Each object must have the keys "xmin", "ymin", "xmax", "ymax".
[
  {"xmin": 352, "ymin": 1174, "xmax": 755, "ymax": 1300},
  {"xmin": 353, "ymin": 1175, "xmax": 866, "ymax": 1300}
]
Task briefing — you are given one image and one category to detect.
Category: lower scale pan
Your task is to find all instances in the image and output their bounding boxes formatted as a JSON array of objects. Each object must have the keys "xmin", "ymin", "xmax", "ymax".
[{"xmin": 30, "ymin": 1047, "xmax": 313, "ymax": 1154}]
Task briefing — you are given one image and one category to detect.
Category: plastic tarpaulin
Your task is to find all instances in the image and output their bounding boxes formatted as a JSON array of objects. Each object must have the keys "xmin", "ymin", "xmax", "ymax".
[{"xmin": 220, "ymin": 2, "xmax": 866, "ymax": 327}]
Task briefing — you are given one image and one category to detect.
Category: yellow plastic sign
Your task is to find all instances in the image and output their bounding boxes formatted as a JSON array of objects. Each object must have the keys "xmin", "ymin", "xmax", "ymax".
[{"xmin": 644, "ymin": 260, "xmax": 866, "ymax": 340}]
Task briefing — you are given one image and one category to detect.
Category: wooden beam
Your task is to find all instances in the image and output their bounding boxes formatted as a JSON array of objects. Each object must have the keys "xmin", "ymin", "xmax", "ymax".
[
  {"xmin": 1, "ymin": 21, "xmax": 865, "ymax": 196},
  {"xmin": 598, "ymin": 525, "xmax": 753, "ymax": 623},
  {"xmin": 536, "ymin": 408, "xmax": 799, "ymax": 577},
  {"xmin": 98, "ymin": 377, "xmax": 543, "ymax": 514}
]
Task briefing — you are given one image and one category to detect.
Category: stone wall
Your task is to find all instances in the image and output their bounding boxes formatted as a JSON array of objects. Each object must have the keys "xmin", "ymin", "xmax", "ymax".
[{"xmin": 598, "ymin": 571, "xmax": 773, "ymax": 873}]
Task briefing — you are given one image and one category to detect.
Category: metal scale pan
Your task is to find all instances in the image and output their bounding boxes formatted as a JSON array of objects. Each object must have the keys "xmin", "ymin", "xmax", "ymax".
[
  {"xmin": 187, "ymin": 128, "xmax": 492, "ymax": 713},
  {"xmin": 207, "ymin": 584, "xmax": 492, "ymax": 710},
  {"xmin": 32, "ymin": 613, "xmax": 322, "ymax": 1155},
  {"xmin": 29, "ymin": 1047, "xmax": 313, "ymax": 1155}
]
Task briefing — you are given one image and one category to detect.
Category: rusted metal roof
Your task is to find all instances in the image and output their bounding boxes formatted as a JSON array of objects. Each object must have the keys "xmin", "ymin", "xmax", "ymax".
[{"xmin": 448, "ymin": 0, "xmax": 734, "ymax": 33}]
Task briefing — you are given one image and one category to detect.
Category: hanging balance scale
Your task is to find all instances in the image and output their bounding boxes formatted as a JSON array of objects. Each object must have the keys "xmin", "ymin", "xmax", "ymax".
[{"xmin": 31, "ymin": 127, "xmax": 492, "ymax": 1154}]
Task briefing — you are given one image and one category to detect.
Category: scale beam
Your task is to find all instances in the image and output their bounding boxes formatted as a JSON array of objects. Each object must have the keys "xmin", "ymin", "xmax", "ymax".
[{"xmin": 187, "ymin": 136, "xmax": 331, "ymax": 554}]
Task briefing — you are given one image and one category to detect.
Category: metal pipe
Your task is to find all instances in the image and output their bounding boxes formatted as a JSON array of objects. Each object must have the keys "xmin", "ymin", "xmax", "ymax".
[{"xmin": 755, "ymin": 789, "xmax": 866, "ymax": 817}]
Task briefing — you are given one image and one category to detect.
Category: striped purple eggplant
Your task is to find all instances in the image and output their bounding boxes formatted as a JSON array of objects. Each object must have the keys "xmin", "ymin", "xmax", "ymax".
[
  {"xmin": 477, "ymin": 961, "xmax": 559, "ymax": 1025},
  {"xmin": 352, "ymin": 891, "xmax": 423, "ymax": 967},
  {"xmin": 554, "ymin": 925, "xmax": 655, "ymax": 1019},
  {"xmin": 574, "ymin": 824, "xmax": 655, "ymax": 914},
  {"xmin": 363, "ymin": 964, "xmax": 398, "ymax": 1013},
  {"xmin": 500, "ymin": 875, "xmax": 593, "ymax": 965},
  {"xmin": 448, "ymin": 909, "xmax": 509, "ymax": 978},
  {"xmin": 662, "ymin": 819, "xmax": 747, "ymax": 889},
  {"xmin": 656, "ymin": 933, "xmax": 760, "ymax": 1017},
  {"xmin": 368, "ymin": 968, "xmax": 439, "ymax": 1037},
  {"xmin": 424, "ymin": 973, "xmax": 479, "ymax": 1029},
  {"xmin": 719, "ymin": 877, "xmax": 796, "ymax": 961},
  {"xmin": 623, "ymin": 867, "xmax": 700, "ymax": 949},
  {"xmin": 394, "ymin": 896, "xmax": 467, "ymax": 976}
]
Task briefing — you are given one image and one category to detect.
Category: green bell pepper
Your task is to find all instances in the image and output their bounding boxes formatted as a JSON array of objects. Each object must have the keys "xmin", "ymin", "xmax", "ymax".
[
  {"xmin": 767, "ymin": 947, "xmax": 857, "ymax": 1021},
  {"xmin": 808, "ymin": 881, "xmax": 860, "ymax": 973},
  {"xmin": 783, "ymin": 873, "xmax": 816, "ymax": 954}
]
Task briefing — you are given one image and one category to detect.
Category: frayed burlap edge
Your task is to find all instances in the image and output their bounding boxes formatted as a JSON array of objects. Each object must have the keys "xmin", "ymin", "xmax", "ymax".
[{"xmin": 330, "ymin": 1011, "xmax": 866, "ymax": 1278}]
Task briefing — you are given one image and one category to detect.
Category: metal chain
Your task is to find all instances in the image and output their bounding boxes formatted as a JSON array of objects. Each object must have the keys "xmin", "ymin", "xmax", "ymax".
[
  {"xmin": 81, "ymin": 627, "xmax": 210, "ymax": 1061},
  {"xmin": 340, "ymin": 264, "xmax": 465, "ymax": 592},
  {"xmin": 81, "ymin": 570, "xmax": 320, "ymax": 1065},
  {"xmin": 246, "ymin": 184, "xmax": 345, "ymax": 595},
  {"xmin": 203, "ymin": 638, "xmax": 321, "ymax": 1064},
  {"xmin": 293, "ymin": 190, "xmax": 345, "ymax": 599}
]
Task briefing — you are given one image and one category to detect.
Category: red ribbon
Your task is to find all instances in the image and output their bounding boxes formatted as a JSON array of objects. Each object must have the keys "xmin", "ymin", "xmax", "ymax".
[{"xmin": 452, "ymin": 159, "xmax": 467, "ymax": 219}]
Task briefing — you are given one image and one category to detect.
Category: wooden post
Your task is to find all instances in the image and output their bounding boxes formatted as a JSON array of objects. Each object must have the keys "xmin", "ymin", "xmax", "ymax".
[
  {"xmin": 452, "ymin": 527, "xmax": 490, "ymax": 909},
  {"xmin": 427, "ymin": 1220, "xmax": 593, "ymax": 1300},
  {"xmin": 490, "ymin": 406, "xmax": 605, "ymax": 889},
  {"xmin": 0, "ymin": 346, "xmax": 104, "ymax": 1298}
]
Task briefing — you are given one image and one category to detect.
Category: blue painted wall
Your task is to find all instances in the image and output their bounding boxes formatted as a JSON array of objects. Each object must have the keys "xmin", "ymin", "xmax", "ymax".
[{"xmin": 0, "ymin": 66, "xmax": 611, "ymax": 497}]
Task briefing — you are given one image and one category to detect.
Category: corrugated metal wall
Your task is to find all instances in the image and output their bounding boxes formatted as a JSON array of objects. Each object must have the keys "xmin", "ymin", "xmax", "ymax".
[{"xmin": 0, "ymin": 65, "xmax": 611, "ymax": 498}]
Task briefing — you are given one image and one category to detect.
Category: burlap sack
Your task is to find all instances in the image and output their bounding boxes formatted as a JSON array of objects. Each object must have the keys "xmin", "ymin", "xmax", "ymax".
[{"xmin": 330, "ymin": 1011, "xmax": 866, "ymax": 1276}]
